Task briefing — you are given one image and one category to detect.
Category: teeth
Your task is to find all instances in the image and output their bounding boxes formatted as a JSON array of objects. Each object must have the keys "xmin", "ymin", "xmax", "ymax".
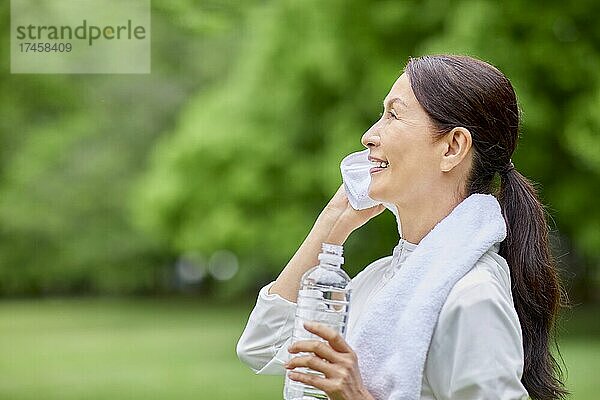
[{"xmin": 371, "ymin": 159, "xmax": 389, "ymax": 168}]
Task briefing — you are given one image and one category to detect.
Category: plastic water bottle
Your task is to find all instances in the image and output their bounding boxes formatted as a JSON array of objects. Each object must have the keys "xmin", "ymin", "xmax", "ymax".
[{"xmin": 283, "ymin": 243, "xmax": 351, "ymax": 400}]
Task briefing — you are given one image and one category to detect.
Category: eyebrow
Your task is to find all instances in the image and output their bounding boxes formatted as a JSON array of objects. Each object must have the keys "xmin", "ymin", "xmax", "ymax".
[{"xmin": 383, "ymin": 97, "xmax": 408, "ymax": 110}]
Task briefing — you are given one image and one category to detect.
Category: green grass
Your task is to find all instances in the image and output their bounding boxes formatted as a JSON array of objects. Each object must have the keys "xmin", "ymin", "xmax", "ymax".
[{"xmin": 0, "ymin": 299, "xmax": 597, "ymax": 399}]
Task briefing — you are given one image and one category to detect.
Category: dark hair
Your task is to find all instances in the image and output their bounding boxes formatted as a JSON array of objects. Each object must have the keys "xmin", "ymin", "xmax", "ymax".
[{"xmin": 405, "ymin": 55, "xmax": 568, "ymax": 400}]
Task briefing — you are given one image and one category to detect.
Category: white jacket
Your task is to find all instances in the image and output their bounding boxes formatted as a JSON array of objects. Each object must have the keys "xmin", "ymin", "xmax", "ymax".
[{"xmin": 237, "ymin": 238, "xmax": 529, "ymax": 400}]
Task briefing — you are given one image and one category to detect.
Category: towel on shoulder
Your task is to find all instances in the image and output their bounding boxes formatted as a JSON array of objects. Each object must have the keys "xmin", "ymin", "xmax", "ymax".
[
  {"xmin": 346, "ymin": 193, "xmax": 507, "ymax": 399},
  {"xmin": 340, "ymin": 148, "xmax": 507, "ymax": 399}
]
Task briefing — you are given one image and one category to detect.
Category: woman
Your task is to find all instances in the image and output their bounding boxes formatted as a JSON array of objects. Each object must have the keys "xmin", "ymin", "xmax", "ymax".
[{"xmin": 237, "ymin": 55, "xmax": 568, "ymax": 400}]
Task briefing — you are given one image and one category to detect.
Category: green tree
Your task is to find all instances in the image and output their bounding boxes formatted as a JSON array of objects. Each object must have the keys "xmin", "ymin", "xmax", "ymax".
[
  {"xmin": 0, "ymin": 2, "xmax": 249, "ymax": 295},
  {"xmin": 136, "ymin": 0, "xmax": 599, "ymax": 299}
]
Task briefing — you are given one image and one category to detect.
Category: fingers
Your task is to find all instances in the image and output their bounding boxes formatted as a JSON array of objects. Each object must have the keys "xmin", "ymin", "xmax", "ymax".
[
  {"xmin": 342, "ymin": 202, "xmax": 386, "ymax": 230},
  {"xmin": 334, "ymin": 183, "xmax": 346, "ymax": 197},
  {"xmin": 375, "ymin": 203, "xmax": 386, "ymax": 213},
  {"xmin": 329, "ymin": 184, "xmax": 350, "ymax": 207},
  {"xmin": 287, "ymin": 370, "xmax": 335, "ymax": 393},
  {"xmin": 364, "ymin": 203, "xmax": 386, "ymax": 218},
  {"xmin": 287, "ymin": 323, "xmax": 362, "ymax": 398},
  {"xmin": 288, "ymin": 339, "xmax": 343, "ymax": 363},
  {"xmin": 322, "ymin": 184, "xmax": 350, "ymax": 220},
  {"xmin": 284, "ymin": 354, "xmax": 337, "ymax": 377},
  {"xmin": 303, "ymin": 322, "xmax": 352, "ymax": 353}
]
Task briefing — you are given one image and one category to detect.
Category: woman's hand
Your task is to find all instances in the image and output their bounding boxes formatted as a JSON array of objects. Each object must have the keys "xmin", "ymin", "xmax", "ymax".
[
  {"xmin": 318, "ymin": 184, "xmax": 386, "ymax": 245},
  {"xmin": 269, "ymin": 184, "xmax": 385, "ymax": 302},
  {"xmin": 285, "ymin": 322, "xmax": 375, "ymax": 400}
]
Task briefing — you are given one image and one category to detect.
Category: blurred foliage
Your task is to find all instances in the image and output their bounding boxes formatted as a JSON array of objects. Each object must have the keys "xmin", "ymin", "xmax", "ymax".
[
  {"xmin": 0, "ymin": 1, "xmax": 598, "ymax": 300},
  {"xmin": 0, "ymin": 1, "xmax": 251, "ymax": 294}
]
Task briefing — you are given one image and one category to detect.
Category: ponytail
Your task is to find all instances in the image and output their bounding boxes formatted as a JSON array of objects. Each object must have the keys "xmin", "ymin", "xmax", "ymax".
[
  {"xmin": 405, "ymin": 54, "xmax": 570, "ymax": 400},
  {"xmin": 498, "ymin": 169, "xmax": 569, "ymax": 400}
]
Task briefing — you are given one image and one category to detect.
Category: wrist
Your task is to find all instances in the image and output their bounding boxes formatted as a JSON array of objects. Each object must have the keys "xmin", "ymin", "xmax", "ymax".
[
  {"xmin": 316, "ymin": 208, "xmax": 342, "ymax": 226},
  {"xmin": 325, "ymin": 219, "xmax": 353, "ymax": 245},
  {"xmin": 325, "ymin": 229, "xmax": 350, "ymax": 245},
  {"xmin": 313, "ymin": 211, "xmax": 341, "ymax": 236}
]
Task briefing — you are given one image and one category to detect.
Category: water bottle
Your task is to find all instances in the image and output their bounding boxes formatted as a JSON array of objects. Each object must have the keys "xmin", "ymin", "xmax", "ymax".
[{"xmin": 283, "ymin": 243, "xmax": 352, "ymax": 400}]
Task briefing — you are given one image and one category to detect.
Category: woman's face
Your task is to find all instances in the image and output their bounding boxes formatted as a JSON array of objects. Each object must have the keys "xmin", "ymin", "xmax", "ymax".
[{"xmin": 361, "ymin": 73, "xmax": 453, "ymax": 206}]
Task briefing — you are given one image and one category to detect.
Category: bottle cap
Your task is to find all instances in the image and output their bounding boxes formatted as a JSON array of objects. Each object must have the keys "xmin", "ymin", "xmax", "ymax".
[
  {"xmin": 318, "ymin": 252, "xmax": 344, "ymax": 266},
  {"xmin": 322, "ymin": 243, "xmax": 343, "ymax": 256}
]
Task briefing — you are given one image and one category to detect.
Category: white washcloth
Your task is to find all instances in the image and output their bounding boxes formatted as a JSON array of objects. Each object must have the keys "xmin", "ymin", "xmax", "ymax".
[
  {"xmin": 340, "ymin": 149, "xmax": 403, "ymax": 236},
  {"xmin": 346, "ymin": 193, "xmax": 507, "ymax": 400}
]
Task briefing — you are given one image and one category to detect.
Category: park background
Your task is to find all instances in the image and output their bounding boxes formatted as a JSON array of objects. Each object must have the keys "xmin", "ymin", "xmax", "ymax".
[{"xmin": 1, "ymin": 0, "xmax": 598, "ymax": 399}]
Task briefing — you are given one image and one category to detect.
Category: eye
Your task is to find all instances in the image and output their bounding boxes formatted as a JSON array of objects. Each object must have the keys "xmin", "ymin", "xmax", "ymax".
[{"xmin": 387, "ymin": 109, "xmax": 400, "ymax": 120}]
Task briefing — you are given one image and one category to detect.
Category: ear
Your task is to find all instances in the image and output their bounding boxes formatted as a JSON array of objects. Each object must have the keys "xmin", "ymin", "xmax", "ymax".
[{"xmin": 439, "ymin": 127, "xmax": 472, "ymax": 172}]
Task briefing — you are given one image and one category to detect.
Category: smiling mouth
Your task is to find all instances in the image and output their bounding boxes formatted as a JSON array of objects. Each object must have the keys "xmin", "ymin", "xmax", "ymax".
[{"xmin": 369, "ymin": 160, "xmax": 389, "ymax": 174}]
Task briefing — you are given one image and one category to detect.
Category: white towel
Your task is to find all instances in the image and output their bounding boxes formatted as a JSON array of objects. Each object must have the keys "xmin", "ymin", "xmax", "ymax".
[
  {"xmin": 340, "ymin": 149, "xmax": 403, "ymax": 236},
  {"xmin": 345, "ymin": 193, "xmax": 507, "ymax": 400}
]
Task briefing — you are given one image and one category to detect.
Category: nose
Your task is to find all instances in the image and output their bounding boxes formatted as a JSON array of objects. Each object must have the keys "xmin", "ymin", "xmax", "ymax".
[{"xmin": 361, "ymin": 123, "xmax": 381, "ymax": 149}]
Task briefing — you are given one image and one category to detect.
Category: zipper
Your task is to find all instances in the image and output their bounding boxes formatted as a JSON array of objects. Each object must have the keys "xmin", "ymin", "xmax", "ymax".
[{"xmin": 381, "ymin": 239, "xmax": 407, "ymax": 284}]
